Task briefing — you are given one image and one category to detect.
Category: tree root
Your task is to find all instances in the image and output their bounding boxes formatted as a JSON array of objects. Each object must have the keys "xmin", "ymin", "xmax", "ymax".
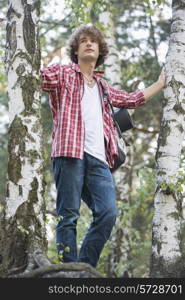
[
  {"xmin": 13, "ymin": 262, "xmax": 104, "ymax": 278},
  {"xmin": 6, "ymin": 248, "xmax": 104, "ymax": 278},
  {"xmin": 33, "ymin": 249, "xmax": 52, "ymax": 267},
  {"xmin": 5, "ymin": 263, "xmax": 27, "ymax": 277},
  {"xmin": 5, "ymin": 249, "xmax": 51, "ymax": 277}
]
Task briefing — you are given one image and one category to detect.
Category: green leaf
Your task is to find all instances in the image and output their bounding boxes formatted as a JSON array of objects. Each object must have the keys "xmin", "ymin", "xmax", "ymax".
[{"xmin": 64, "ymin": 246, "xmax": 70, "ymax": 253}]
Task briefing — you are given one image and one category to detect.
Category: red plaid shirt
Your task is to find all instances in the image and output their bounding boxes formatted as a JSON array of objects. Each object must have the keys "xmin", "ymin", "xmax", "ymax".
[{"xmin": 40, "ymin": 63, "xmax": 146, "ymax": 168}]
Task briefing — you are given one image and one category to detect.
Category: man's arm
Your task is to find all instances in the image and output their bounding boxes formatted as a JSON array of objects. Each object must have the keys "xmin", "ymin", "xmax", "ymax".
[
  {"xmin": 107, "ymin": 68, "xmax": 165, "ymax": 109},
  {"xmin": 142, "ymin": 68, "xmax": 165, "ymax": 101},
  {"xmin": 40, "ymin": 63, "xmax": 62, "ymax": 92}
]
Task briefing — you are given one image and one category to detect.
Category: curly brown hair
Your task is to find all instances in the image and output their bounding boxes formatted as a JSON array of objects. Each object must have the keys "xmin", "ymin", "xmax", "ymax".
[{"xmin": 67, "ymin": 25, "xmax": 109, "ymax": 68}]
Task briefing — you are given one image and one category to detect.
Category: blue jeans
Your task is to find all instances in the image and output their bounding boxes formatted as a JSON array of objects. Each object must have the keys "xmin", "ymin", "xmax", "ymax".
[{"xmin": 52, "ymin": 152, "xmax": 117, "ymax": 267}]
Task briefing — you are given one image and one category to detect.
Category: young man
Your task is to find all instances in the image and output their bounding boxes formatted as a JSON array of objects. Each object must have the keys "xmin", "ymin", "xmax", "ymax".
[{"xmin": 41, "ymin": 25, "xmax": 165, "ymax": 268}]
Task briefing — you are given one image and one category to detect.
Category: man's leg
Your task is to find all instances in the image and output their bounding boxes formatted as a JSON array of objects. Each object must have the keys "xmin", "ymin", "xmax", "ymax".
[
  {"xmin": 79, "ymin": 152, "xmax": 117, "ymax": 267},
  {"xmin": 52, "ymin": 156, "xmax": 85, "ymax": 262}
]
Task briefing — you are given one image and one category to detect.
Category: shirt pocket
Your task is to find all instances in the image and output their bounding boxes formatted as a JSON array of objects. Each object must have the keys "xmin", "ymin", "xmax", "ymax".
[{"xmin": 63, "ymin": 76, "xmax": 80, "ymax": 103}]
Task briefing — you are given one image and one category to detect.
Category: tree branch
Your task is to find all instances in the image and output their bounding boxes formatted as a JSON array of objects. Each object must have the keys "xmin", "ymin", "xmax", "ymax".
[
  {"xmin": 39, "ymin": 14, "xmax": 70, "ymax": 37},
  {"xmin": 134, "ymin": 127, "xmax": 159, "ymax": 134}
]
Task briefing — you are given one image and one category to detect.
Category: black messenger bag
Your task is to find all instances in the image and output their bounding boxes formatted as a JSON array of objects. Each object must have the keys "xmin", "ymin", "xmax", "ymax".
[
  {"xmin": 108, "ymin": 103, "xmax": 135, "ymax": 173},
  {"xmin": 100, "ymin": 82, "xmax": 135, "ymax": 173},
  {"xmin": 114, "ymin": 107, "xmax": 135, "ymax": 133}
]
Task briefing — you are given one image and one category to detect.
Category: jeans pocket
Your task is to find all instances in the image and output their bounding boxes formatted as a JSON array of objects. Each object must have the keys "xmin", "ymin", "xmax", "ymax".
[{"xmin": 52, "ymin": 157, "xmax": 63, "ymax": 183}]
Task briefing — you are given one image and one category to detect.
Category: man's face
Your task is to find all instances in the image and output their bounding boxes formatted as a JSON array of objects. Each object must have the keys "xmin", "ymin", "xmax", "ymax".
[{"xmin": 75, "ymin": 34, "xmax": 99, "ymax": 65}]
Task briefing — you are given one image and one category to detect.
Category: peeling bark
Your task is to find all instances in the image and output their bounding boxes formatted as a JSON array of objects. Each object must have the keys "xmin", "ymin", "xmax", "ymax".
[{"xmin": 150, "ymin": 0, "xmax": 185, "ymax": 278}]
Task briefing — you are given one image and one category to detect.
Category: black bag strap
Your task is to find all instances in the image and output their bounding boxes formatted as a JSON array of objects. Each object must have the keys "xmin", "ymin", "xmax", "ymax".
[{"xmin": 106, "ymin": 96, "xmax": 130, "ymax": 146}]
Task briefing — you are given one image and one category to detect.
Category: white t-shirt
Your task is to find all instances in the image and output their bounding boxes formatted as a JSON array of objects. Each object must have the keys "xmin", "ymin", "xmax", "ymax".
[{"xmin": 81, "ymin": 83, "xmax": 108, "ymax": 165}]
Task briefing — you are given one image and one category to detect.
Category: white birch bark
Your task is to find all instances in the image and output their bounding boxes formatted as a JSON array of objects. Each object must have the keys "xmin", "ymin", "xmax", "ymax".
[
  {"xmin": 99, "ymin": 12, "xmax": 121, "ymax": 88},
  {"xmin": 150, "ymin": 0, "xmax": 185, "ymax": 277},
  {"xmin": 99, "ymin": 9, "xmax": 133, "ymax": 278},
  {"xmin": 0, "ymin": 0, "xmax": 47, "ymax": 276}
]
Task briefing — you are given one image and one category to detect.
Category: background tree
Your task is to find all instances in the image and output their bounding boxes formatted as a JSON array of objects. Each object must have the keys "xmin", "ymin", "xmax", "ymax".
[{"xmin": 98, "ymin": 4, "xmax": 134, "ymax": 278}]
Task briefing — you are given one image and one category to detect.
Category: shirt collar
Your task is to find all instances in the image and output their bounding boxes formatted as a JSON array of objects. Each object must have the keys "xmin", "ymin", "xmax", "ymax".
[
  {"xmin": 71, "ymin": 63, "xmax": 104, "ymax": 81},
  {"xmin": 71, "ymin": 63, "xmax": 81, "ymax": 73}
]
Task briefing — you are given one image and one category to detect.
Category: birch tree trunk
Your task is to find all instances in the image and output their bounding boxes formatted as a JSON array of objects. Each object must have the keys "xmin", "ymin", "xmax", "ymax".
[
  {"xmin": 99, "ymin": 10, "xmax": 133, "ymax": 278},
  {"xmin": 0, "ymin": 0, "xmax": 47, "ymax": 277},
  {"xmin": 150, "ymin": 0, "xmax": 185, "ymax": 278}
]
